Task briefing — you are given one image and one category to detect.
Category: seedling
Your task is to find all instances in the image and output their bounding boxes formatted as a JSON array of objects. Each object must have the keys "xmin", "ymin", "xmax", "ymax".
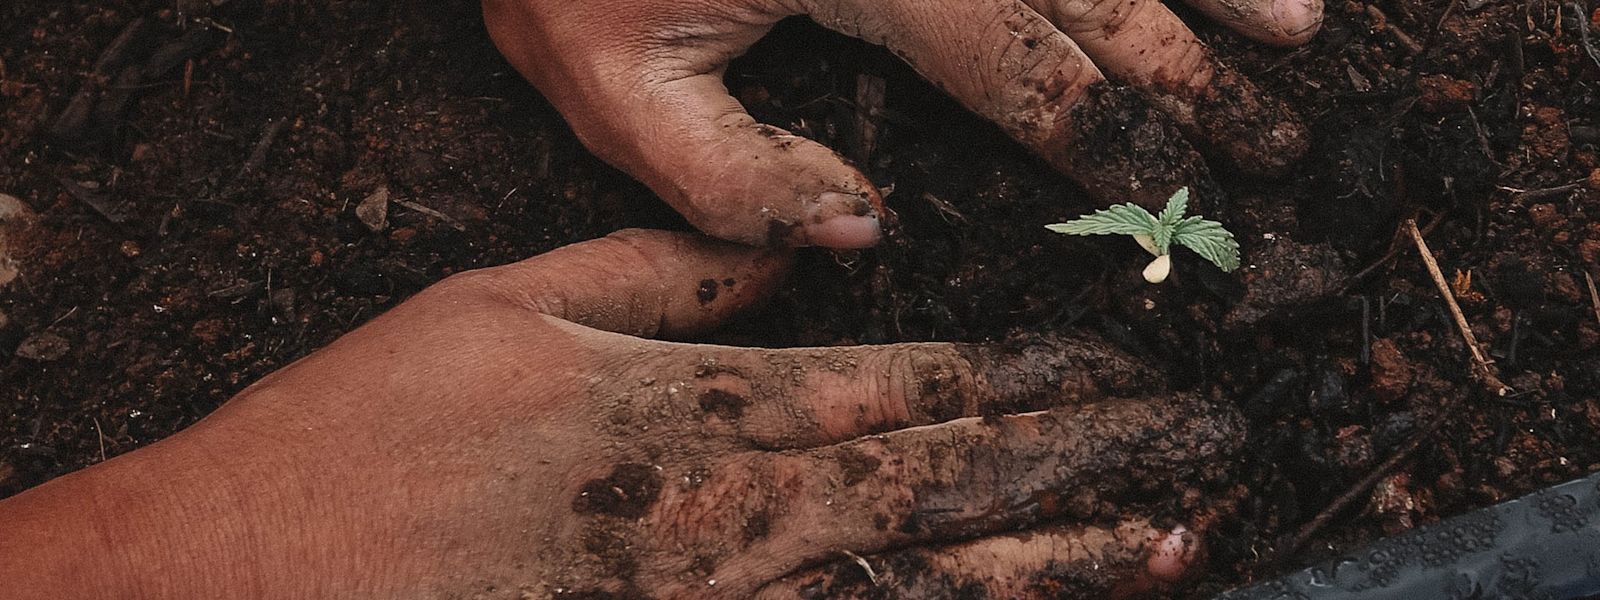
[{"xmin": 1045, "ymin": 188, "xmax": 1240, "ymax": 284}]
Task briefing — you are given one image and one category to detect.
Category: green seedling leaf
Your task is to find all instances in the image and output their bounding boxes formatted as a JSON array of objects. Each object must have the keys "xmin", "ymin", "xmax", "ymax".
[
  {"xmin": 1152, "ymin": 188, "xmax": 1188, "ymax": 253},
  {"xmin": 1157, "ymin": 187, "xmax": 1189, "ymax": 229},
  {"xmin": 1044, "ymin": 203, "xmax": 1158, "ymax": 236},
  {"xmin": 1172, "ymin": 217, "xmax": 1241, "ymax": 272},
  {"xmin": 1047, "ymin": 187, "xmax": 1240, "ymax": 281}
]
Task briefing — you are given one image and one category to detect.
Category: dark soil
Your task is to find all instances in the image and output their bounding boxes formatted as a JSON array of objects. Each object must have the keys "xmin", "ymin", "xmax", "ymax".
[{"xmin": 3, "ymin": 0, "xmax": 1598, "ymax": 596}]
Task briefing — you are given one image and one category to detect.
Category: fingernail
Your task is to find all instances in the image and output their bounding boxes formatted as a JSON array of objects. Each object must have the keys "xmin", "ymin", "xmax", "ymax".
[
  {"xmin": 1272, "ymin": 0, "xmax": 1322, "ymax": 39},
  {"xmin": 802, "ymin": 214, "xmax": 881, "ymax": 249},
  {"xmin": 1145, "ymin": 526, "xmax": 1193, "ymax": 582},
  {"xmin": 800, "ymin": 191, "xmax": 882, "ymax": 249}
]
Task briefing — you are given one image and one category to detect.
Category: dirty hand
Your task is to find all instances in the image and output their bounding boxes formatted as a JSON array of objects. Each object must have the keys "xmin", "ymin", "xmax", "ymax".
[
  {"xmin": 0, "ymin": 230, "xmax": 1241, "ymax": 598},
  {"xmin": 484, "ymin": 0, "xmax": 1320, "ymax": 248}
]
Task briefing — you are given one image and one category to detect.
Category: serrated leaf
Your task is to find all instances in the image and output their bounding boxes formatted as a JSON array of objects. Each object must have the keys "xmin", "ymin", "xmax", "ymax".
[
  {"xmin": 1172, "ymin": 217, "xmax": 1240, "ymax": 272},
  {"xmin": 1152, "ymin": 224, "xmax": 1173, "ymax": 254},
  {"xmin": 1044, "ymin": 203, "xmax": 1158, "ymax": 237},
  {"xmin": 1157, "ymin": 187, "xmax": 1189, "ymax": 230}
]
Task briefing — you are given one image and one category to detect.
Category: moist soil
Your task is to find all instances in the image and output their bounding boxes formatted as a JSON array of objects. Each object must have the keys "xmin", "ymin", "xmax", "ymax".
[{"xmin": 3, "ymin": 0, "xmax": 1599, "ymax": 596}]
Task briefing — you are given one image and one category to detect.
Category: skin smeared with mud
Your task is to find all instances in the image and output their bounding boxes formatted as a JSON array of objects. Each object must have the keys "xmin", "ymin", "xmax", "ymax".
[
  {"xmin": 761, "ymin": 522, "xmax": 1200, "ymax": 599},
  {"xmin": 1044, "ymin": 82, "xmax": 1219, "ymax": 213},
  {"xmin": 540, "ymin": 385, "xmax": 1244, "ymax": 598},
  {"xmin": 589, "ymin": 332, "xmax": 1160, "ymax": 451},
  {"xmin": 524, "ymin": 338, "xmax": 1202, "ymax": 596},
  {"xmin": 958, "ymin": 333, "xmax": 1160, "ymax": 416},
  {"xmin": 516, "ymin": 269, "xmax": 1245, "ymax": 598},
  {"xmin": 1141, "ymin": 63, "xmax": 1309, "ymax": 177}
]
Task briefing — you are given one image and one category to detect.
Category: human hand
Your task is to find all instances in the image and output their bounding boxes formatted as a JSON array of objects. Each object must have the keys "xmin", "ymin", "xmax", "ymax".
[
  {"xmin": 0, "ymin": 230, "xmax": 1241, "ymax": 598},
  {"xmin": 482, "ymin": 0, "xmax": 1319, "ymax": 249}
]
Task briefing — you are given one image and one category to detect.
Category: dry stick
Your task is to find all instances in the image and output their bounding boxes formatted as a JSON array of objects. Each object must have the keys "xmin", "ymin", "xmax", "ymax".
[
  {"xmin": 1507, "ymin": 182, "xmax": 1581, "ymax": 202},
  {"xmin": 1586, "ymin": 271, "xmax": 1600, "ymax": 326},
  {"xmin": 1365, "ymin": 5, "xmax": 1424, "ymax": 54},
  {"xmin": 1280, "ymin": 409, "xmax": 1451, "ymax": 560},
  {"xmin": 394, "ymin": 198, "xmax": 468, "ymax": 232},
  {"xmin": 1574, "ymin": 1, "xmax": 1600, "ymax": 70},
  {"xmin": 1344, "ymin": 212, "xmax": 1445, "ymax": 291},
  {"xmin": 1406, "ymin": 219, "xmax": 1511, "ymax": 396}
]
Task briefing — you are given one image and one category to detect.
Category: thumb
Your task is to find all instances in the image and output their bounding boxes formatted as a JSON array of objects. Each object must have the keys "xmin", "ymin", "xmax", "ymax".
[
  {"xmin": 470, "ymin": 229, "xmax": 792, "ymax": 339},
  {"xmin": 485, "ymin": 1, "xmax": 883, "ymax": 249}
]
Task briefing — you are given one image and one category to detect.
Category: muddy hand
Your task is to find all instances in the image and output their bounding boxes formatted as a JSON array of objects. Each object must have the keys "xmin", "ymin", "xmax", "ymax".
[
  {"xmin": 1, "ymin": 230, "xmax": 1240, "ymax": 598},
  {"xmin": 483, "ymin": 0, "xmax": 1319, "ymax": 248}
]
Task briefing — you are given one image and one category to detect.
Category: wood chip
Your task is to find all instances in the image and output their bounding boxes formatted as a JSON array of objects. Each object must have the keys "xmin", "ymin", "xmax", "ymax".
[
  {"xmin": 356, "ymin": 185, "xmax": 390, "ymax": 232},
  {"xmin": 16, "ymin": 332, "xmax": 70, "ymax": 361}
]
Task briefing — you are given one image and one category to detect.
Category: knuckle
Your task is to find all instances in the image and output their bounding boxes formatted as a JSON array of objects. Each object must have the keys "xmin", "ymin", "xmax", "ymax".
[
  {"xmin": 807, "ymin": 2, "xmax": 894, "ymax": 44},
  {"xmin": 423, "ymin": 268, "xmax": 503, "ymax": 302},
  {"xmin": 1169, "ymin": 40, "xmax": 1214, "ymax": 90},
  {"xmin": 1061, "ymin": 0, "xmax": 1144, "ymax": 37},
  {"xmin": 983, "ymin": 13, "xmax": 1093, "ymax": 137},
  {"xmin": 1008, "ymin": 54, "xmax": 1091, "ymax": 124},
  {"xmin": 598, "ymin": 228, "xmax": 680, "ymax": 265},
  {"xmin": 651, "ymin": 455, "xmax": 784, "ymax": 552},
  {"xmin": 882, "ymin": 344, "xmax": 980, "ymax": 424}
]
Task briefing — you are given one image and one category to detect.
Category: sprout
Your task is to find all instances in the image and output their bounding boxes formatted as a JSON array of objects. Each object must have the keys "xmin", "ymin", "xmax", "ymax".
[{"xmin": 1045, "ymin": 188, "xmax": 1240, "ymax": 284}]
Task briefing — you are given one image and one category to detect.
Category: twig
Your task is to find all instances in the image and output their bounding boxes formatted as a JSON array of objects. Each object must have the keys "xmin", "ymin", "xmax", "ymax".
[
  {"xmin": 394, "ymin": 198, "xmax": 467, "ymax": 232},
  {"xmin": 238, "ymin": 119, "xmax": 284, "ymax": 177},
  {"xmin": 1501, "ymin": 182, "xmax": 1582, "ymax": 202},
  {"xmin": 1507, "ymin": 310, "xmax": 1522, "ymax": 366},
  {"xmin": 1585, "ymin": 271, "xmax": 1600, "ymax": 326},
  {"xmin": 841, "ymin": 550, "xmax": 879, "ymax": 586},
  {"xmin": 1280, "ymin": 409, "xmax": 1451, "ymax": 560},
  {"xmin": 1406, "ymin": 219, "xmax": 1511, "ymax": 395},
  {"xmin": 1344, "ymin": 212, "xmax": 1445, "ymax": 289},
  {"xmin": 92, "ymin": 417, "xmax": 108, "ymax": 462},
  {"xmin": 1365, "ymin": 5, "xmax": 1425, "ymax": 54},
  {"xmin": 850, "ymin": 73, "xmax": 886, "ymax": 164},
  {"xmin": 1360, "ymin": 296, "xmax": 1372, "ymax": 365},
  {"xmin": 1574, "ymin": 1, "xmax": 1600, "ymax": 70}
]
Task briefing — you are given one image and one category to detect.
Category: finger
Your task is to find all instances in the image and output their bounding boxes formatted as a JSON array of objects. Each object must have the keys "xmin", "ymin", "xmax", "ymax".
[
  {"xmin": 757, "ymin": 521, "xmax": 1200, "ymax": 599},
  {"xmin": 469, "ymin": 229, "xmax": 791, "ymax": 339},
  {"xmin": 675, "ymin": 334, "xmax": 1160, "ymax": 449},
  {"xmin": 1030, "ymin": 0, "xmax": 1309, "ymax": 174},
  {"xmin": 1183, "ymin": 0, "xmax": 1323, "ymax": 47},
  {"xmin": 798, "ymin": 0, "xmax": 1213, "ymax": 210},
  {"xmin": 484, "ymin": 2, "xmax": 883, "ymax": 248},
  {"xmin": 672, "ymin": 396, "xmax": 1241, "ymax": 588}
]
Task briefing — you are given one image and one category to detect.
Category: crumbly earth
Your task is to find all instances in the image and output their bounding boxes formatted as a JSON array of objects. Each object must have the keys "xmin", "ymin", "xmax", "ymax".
[{"xmin": 2, "ymin": 0, "xmax": 1598, "ymax": 597}]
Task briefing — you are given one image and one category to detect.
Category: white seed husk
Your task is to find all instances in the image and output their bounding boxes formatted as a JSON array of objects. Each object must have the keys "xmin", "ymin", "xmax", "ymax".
[
  {"xmin": 1143, "ymin": 254, "xmax": 1172, "ymax": 283},
  {"xmin": 1133, "ymin": 233, "xmax": 1160, "ymax": 257}
]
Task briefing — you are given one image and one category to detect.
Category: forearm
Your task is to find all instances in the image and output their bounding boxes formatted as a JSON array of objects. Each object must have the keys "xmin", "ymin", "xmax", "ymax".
[
  {"xmin": 0, "ymin": 410, "xmax": 343, "ymax": 598},
  {"xmin": 0, "ymin": 474, "xmax": 126, "ymax": 597},
  {"xmin": 0, "ymin": 451, "xmax": 212, "ymax": 597}
]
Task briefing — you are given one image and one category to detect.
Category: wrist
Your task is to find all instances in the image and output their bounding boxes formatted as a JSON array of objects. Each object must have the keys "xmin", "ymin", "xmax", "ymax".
[
  {"xmin": 0, "ymin": 458, "xmax": 221, "ymax": 598},
  {"xmin": 0, "ymin": 401, "xmax": 335, "ymax": 597}
]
